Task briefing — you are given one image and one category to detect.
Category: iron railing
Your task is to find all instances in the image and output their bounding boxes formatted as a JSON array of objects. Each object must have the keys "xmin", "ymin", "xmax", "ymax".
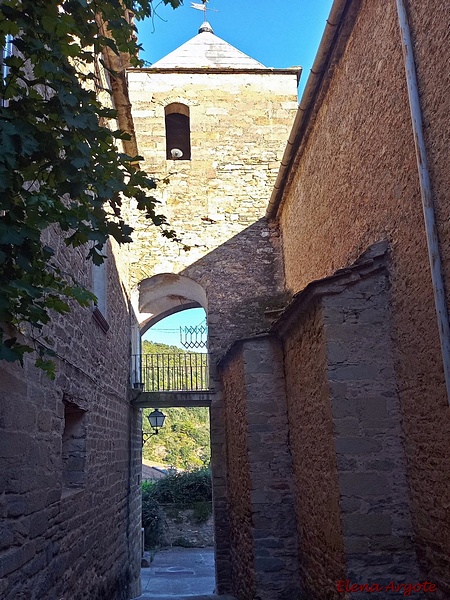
[{"xmin": 132, "ymin": 353, "xmax": 209, "ymax": 392}]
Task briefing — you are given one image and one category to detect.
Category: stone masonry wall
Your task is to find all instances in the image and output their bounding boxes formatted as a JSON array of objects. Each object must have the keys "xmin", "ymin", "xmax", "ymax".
[
  {"xmin": 220, "ymin": 336, "xmax": 301, "ymax": 600},
  {"xmin": 241, "ymin": 337, "xmax": 300, "ymax": 600},
  {"xmin": 276, "ymin": 244, "xmax": 420, "ymax": 599},
  {"xmin": 277, "ymin": 0, "xmax": 450, "ymax": 594},
  {"xmin": 323, "ymin": 261, "xmax": 420, "ymax": 597},
  {"xmin": 150, "ymin": 504, "xmax": 214, "ymax": 549},
  {"xmin": 221, "ymin": 349, "xmax": 255, "ymax": 600},
  {"xmin": 127, "ymin": 66, "xmax": 298, "ymax": 595},
  {"xmin": 0, "ymin": 236, "xmax": 142, "ymax": 600},
  {"xmin": 127, "ymin": 69, "xmax": 298, "ymax": 358},
  {"xmin": 127, "ymin": 70, "xmax": 298, "ymax": 286}
]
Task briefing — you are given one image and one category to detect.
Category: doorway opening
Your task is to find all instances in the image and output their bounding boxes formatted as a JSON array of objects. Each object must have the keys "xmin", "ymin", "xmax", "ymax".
[{"xmin": 139, "ymin": 307, "xmax": 216, "ymax": 596}]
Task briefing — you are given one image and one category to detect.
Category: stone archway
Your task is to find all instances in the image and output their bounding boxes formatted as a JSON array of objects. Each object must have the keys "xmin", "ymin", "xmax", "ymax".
[
  {"xmin": 135, "ymin": 273, "xmax": 208, "ymax": 334},
  {"xmin": 131, "ymin": 274, "xmax": 232, "ymax": 594}
]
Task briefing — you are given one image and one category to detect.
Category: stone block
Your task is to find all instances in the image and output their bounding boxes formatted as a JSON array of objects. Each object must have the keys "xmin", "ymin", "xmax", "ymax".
[
  {"xmin": 339, "ymin": 473, "xmax": 387, "ymax": 496},
  {"xmin": 30, "ymin": 512, "xmax": 49, "ymax": 539},
  {"xmin": 254, "ymin": 538, "xmax": 285, "ymax": 550},
  {"xmin": 333, "ymin": 419, "xmax": 359, "ymax": 436},
  {"xmin": 329, "ymin": 364, "xmax": 381, "ymax": 381},
  {"xmin": 0, "ymin": 543, "xmax": 36, "ymax": 578},
  {"xmin": 359, "ymin": 397, "xmax": 388, "ymax": 420},
  {"xmin": 345, "ymin": 537, "xmax": 369, "ymax": 553},
  {"xmin": 0, "ymin": 524, "xmax": 15, "ymax": 551},
  {"xmin": 327, "ymin": 341, "xmax": 350, "ymax": 363},
  {"xmin": 343, "ymin": 514, "xmax": 392, "ymax": 535},
  {"xmin": 254, "ymin": 557, "xmax": 285, "ymax": 572},
  {"xmin": 335, "ymin": 437, "xmax": 382, "ymax": 454},
  {"xmin": 340, "ymin": 497, "xmax": 361, "ymax": 512},
  {"xmin": 6, "ymin": 495, "xmax": 27, "ymax": 518},
  {"xmin": 369, "ymin": 535, "xmax": 414, "ymax": 551},
  {"xmin": 366, "ymin": 459, "xmax": 396, "ymax": 471},
  {"xmin": 0, "ymin": 432, "xmax": 30, "ymax": 459}
]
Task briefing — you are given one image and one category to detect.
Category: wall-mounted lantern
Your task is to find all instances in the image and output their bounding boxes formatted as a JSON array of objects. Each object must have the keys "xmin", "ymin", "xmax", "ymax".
[{"xmin": 142, "ymin": 409, "xmax": 166, "ymax": 446}]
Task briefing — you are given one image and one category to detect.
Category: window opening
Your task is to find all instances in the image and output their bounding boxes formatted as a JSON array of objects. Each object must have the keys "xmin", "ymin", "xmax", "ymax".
[
  {"xmin": 92, "ymin": 250, "xmax": 109, "ymax": 332},
  {"xmin": 165, "ymin": 103, "xmax": 191, "ymax": 160},
  {"xmin": 62, "ymin": 402, "xmax": 87, "ymax": 495}
]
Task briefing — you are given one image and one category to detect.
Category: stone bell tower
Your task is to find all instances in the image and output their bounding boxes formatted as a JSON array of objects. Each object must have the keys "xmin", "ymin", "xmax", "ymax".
[
  {"xmin": 127, "ymin": 21, "xmax": 300, "ymax": 596},
  {"xmin": 127, "ymin": 21, "xmax": 299, "ymax": 352}
]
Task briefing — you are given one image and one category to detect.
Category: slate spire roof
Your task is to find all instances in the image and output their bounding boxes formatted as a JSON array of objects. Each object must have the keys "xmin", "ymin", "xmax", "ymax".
[{"xmin": 151, "ymin": 23, "xmax": 266, "ymax": 69}]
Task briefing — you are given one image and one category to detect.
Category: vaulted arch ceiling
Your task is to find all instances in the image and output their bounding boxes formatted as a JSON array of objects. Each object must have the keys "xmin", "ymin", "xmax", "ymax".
[{"xmin": 135, "ymin": 273, "xmax": 207, "ymax": 334}]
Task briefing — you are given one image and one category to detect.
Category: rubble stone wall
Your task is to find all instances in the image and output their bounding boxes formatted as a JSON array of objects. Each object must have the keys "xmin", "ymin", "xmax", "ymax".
[
  {"xmin": 282, "ymin": 301, "xmax": 346, "ymax": 598},
  {"xmin": 221, "ymin": 349, "xmax": 255, "ymax": 600}
]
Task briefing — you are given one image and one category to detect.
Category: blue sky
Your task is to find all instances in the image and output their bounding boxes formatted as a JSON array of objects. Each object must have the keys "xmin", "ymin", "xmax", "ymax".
[
  {"xmin": 143, "ymin": 308, "xmax": 207, "ymax": 348},
  {"xmin": 138, "ymin": 0, "xmax": 334, "ymax": 96},
  {"xmin": 139, "ymin": 0, "xmax": 334, "ymax": 347}
]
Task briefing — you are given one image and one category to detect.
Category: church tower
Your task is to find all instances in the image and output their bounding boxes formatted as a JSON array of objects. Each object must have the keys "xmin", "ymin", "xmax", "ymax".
[
  {"xmin": 127, "ymin": 24, "xmax": 300, "ymax": 595},
  {"xmin": 127, "ymin": 21, "xmax": 299, "ymax": 353}
]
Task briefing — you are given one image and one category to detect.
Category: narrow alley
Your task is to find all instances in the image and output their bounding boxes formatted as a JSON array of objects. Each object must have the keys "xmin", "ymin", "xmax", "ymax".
[{"xmin": 137, "ymin": 547, "xmax": 236, "ymax": 600}]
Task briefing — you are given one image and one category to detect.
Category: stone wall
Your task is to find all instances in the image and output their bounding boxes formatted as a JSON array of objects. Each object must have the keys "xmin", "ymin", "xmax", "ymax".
[
  {"xmin": 145, "ymin": 504, "xmax": 214, "ymax": 549},
  {"xmin": 0, "ymin": 237, "xmax": 142, "ymax": 600},
  {"xmin": 276, "ymin": 0, "xmax": 450, "ymax": 595},
  {"xmin": 221, "ymin": 349, "xmax": 255, "ymax": 600},
  {"xmin": 281, "ymin": 301, "xmax": 345, "ymax": 598},
  {"xmin": 276, "ymin": 243, "xmax": 420, "ymax": 599},
  {"xmin": 219, "ymin": 336, "xmax": 301, "ymax": 600},
  {"xmin": 127, "ymin": 65, "xmax": 299, "ymax": 595}
]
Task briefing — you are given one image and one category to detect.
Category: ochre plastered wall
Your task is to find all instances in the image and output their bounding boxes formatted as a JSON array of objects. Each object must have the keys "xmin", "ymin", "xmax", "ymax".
[
  {"xmin": 282, "ymin": 301, "xmax": 345, "ymax": 597},
  {"xmin": 277, "ymin": 0, "xmax": 450, "ymax": 594}
]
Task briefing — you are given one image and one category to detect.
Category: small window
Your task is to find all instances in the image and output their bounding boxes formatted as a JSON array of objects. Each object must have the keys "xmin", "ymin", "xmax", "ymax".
[
  {"xmin": 92, "ymin": 248, "xmax": 109, "ymax": 332},
  {"xmin": 62, "ymin": 402, "xmax": 87, "ymax": 495},
  {"xmin": 165, "ymin": 103, "xmax": 191, "ymax": 160}
]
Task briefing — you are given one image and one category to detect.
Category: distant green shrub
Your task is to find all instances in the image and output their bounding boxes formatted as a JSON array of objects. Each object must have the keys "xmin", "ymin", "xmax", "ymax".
[
  {"xmin": 191, "ymin": 500, "xmax": 213, "ymax": 524},
  {"xmin": 141, "ymin": 468, "xmax": 212, "ymax": 548},
  {"xmin": 145, "ymin": 467, "xmax": 212, "ymax": 505},
  {"xmin": 142, "ymin": 484, "xmax": 165, "ymax": 548}
]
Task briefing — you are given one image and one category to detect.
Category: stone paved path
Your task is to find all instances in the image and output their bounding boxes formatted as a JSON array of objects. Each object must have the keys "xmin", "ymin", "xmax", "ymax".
[{"xmin": 136, "ymin": 547, "xmax": 236, "ymax": 600}]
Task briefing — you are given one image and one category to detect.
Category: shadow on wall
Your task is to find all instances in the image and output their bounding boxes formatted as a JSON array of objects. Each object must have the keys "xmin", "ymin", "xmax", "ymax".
[{"xmin": 136, "ymin": 218, "xmax": 289, "ymax": 363}]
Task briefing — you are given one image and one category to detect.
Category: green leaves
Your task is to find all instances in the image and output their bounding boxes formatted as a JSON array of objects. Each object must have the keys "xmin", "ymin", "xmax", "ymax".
[
  {"xmin": 163, "ymin": 0, "xmax": 184, "ymax": 9},
  {"xmin": 0, "ymin": 0, "xmax": 180, "ymax": 373}
]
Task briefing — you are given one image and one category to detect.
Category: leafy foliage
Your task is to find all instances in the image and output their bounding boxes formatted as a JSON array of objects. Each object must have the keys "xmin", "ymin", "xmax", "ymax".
[
  {"xmin": 142, "ymin": 340, "xmax": 190, "ymax": 355},
  {"xmin": 0, "ymin": 0, "xmax": 182, "ymax": 374},
  {"xmin": 141, "ymin": 486, "xmax": 165, "ymax": 548},
  {"xmin": 142, "ymin": 469, "xmax": 212, "ymax": 548},
  {"xmin": 143, "ymin": 467, "xmax": 212, "ymax": 504},
  {"xmin": 143, "ymin": 404, "xmax": 211, "ymax": 469}
]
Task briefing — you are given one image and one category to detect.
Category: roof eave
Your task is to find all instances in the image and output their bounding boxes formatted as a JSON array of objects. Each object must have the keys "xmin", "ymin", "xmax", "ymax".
[{"xmin": 128, "ymin": 66, "xmax": 302, "ymax": 82}]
